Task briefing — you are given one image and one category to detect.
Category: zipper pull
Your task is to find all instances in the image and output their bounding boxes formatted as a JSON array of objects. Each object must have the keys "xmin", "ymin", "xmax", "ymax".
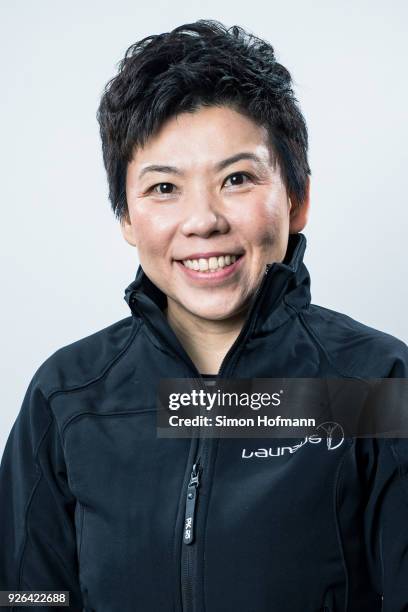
[{"xmin": 183, "ymin": 461, "xmax": 201, "ymax": 545}]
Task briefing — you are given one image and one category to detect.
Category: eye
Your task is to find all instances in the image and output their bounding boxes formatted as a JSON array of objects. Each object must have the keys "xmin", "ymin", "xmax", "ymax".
[
  {"xmin": 223, "ymin": 172, "xmax": 253, "ymax": 188},
  {"xmin": 149, "ymin": 182, "xmax": 176, "ymax": 195}
]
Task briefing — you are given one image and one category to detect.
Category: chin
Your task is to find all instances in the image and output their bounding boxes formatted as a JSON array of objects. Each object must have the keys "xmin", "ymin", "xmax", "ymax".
[{"xmin": 185, "ymin": 302, "xmax": 239, "ymax": 321}]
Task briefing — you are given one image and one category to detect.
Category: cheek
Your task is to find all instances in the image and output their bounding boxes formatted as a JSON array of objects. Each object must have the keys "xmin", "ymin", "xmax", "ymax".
[
  {"xmin": 129, "ymin": 207, "xmax": 175, "ymax": 259},
  {"xmin": 237, "ymin": 195, "xmax": 289, "ymax": 247}
]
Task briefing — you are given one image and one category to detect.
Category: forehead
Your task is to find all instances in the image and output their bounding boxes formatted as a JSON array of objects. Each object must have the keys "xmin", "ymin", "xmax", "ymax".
[{"xmin": 129, "ymin": 105, "xmax": 274, "ymax": 173}]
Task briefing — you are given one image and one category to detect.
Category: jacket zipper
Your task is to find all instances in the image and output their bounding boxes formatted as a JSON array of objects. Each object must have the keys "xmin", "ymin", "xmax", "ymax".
[
  {"xmin": 183, "ymin": 460, "xmax": 201, "ymax": 545},
  {"xmin": 179, "ymin": 263, "xmax": 275, "ymax": 611},
  {"xmin": 217, "ymin": 262, "xmax": 273, "ymax": 377},
  {"xmin": 181, "ymin": 435, "xmax": 208, "ymax": 612},
  {"xmin": 129, "ymin": 262, "xmax": 276, "ymax": 612}
]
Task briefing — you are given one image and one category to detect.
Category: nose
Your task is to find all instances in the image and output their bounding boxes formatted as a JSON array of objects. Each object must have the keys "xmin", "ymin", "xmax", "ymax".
[{"xmin": 180, "ymin": 188, "xmax": 229, "ymax": 238}]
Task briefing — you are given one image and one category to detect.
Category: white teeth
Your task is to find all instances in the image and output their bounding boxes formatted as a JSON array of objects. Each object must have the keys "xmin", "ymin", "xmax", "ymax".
[
  {"xmin": 198, "ymin": 258, "xmax": 209, "ymax": 271},
  {"xmin": 209, "ymin": 257, "xmax": 218, "ymax": 270},
  {"xmin": 181, "ymin": 253, "xmax": 241, "ymax": 272}
]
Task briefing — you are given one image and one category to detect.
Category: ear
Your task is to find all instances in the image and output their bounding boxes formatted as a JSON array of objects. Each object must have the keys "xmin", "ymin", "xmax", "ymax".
[
  {"xmin": 120, "ymin": 212, "xmax": 138, "ymax": 247},
  {"xmin": 289, "ymin": 176, "xmax": 311, "ymax": 234}
]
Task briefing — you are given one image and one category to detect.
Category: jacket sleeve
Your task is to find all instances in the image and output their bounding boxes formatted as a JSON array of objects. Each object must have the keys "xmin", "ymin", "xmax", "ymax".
[
  {"xmin": 365, "ymin": 437, "xmax": 408, "ymax": 610},
  {"xmin": 0, "ymin": 372, "xmax": 84, "ymax": 611},
  {"xmin": 364, "ymin": 349, "xmax": 408, "ymax": 610}
]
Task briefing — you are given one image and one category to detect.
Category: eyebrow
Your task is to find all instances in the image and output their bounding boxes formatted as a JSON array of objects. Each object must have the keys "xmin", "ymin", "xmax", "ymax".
[
  {"xmin": 138, "ymin": 152, "xmax": 269, "ymax": 179},
  {"xmin": 216, "ymin": 152, "xmax": 268, "ymax": 172},
  {"xmin": 139, "ymin": 164, "xmax": 182, "ymax": 179}
]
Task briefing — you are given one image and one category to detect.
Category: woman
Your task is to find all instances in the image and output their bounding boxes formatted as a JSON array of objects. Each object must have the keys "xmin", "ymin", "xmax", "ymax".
[{"xmin": 1, "ymin": 19, "xmax": 407, "ymax": 612}]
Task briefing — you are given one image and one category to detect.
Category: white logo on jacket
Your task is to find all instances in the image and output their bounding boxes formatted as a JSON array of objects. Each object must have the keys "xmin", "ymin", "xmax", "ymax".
[{"xmin": 241, "ymin": 422, "xmax": 344, "ymax": 458}]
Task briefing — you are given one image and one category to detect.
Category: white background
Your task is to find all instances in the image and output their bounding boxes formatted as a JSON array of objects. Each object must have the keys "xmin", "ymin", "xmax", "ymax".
[{"xmin": 1, "ymin": 0, "xmax": 407, "ymax": 458}]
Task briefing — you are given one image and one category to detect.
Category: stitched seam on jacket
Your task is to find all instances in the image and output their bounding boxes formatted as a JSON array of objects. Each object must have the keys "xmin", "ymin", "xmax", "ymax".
[
  {"xmin": 389, "ymin": 440, "xmax": 408, "ymax": 510},
  {"xmin": 17, "ymin": 316, "xmax": 142, "ymax": 592},
  {"xmin": 61, "ymin": 408, "xmax": 159, "ymax": 441},
  {"xmin": 77, "ymin": 501, "xmax": 85, "ymax": 570},
  {"xmin": 333, "ymin": 440, "xmax": 353, "ymax": 612},
  {"xmin": 296, "ymin": 310, "xmax": 365, "ymax": 380},
  {"xmin": 17, "ymin": 395, "xmax": 55, "ymax": 590},
  {"xmin": 378, "ymin": 439, "xmax": 406, "ymax": 607},
  {"xmin": 45, "ymin": 317, "xmax": 142, "ymax": 400},
  {"xmin": 45, "ymin": 318, "xmax": 141, "ymax": 439}
]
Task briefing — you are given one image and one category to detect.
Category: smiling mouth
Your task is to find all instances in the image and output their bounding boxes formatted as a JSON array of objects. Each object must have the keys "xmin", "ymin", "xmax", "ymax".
[{"xmin": 176, "ymin": 253, "xmax": 244, "ymax": 273}]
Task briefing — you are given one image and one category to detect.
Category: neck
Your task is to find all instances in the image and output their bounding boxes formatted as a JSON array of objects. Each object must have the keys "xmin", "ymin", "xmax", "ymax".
[{"xmin": 165, "ymin": 299, "xmax": 248, "ymax": 375}]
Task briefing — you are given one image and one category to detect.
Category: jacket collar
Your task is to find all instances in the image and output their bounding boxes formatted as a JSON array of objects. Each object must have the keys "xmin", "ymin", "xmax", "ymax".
[{"xmin": 124, "ymin": 232, "xmax": 311, "ymax": 359}]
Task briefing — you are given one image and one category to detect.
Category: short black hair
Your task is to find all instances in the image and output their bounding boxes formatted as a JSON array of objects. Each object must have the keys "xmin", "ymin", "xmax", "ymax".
[{"xmin": 96, "ymin": 19, "xmax": 311, "ymax": 222}]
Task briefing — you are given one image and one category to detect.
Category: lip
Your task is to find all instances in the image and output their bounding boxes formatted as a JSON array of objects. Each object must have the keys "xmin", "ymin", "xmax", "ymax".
[
  {"xmin": 176, "ymin": 251, "xmax": 244, "ymax": 260},
  {"xmin": 175, "ymin": 254, "xmax": 245, "ymax": 284}
]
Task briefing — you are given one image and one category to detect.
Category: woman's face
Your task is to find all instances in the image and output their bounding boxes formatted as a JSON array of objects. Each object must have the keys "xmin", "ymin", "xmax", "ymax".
[{"xmin": 123, "ymin": 105, "xmax": 306, "ymax": 321}]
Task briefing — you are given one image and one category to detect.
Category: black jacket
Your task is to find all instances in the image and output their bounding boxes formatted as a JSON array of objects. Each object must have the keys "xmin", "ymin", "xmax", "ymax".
[{"xmin": 1, "ymin": 232, "xmax": 407, "ymax": 612}]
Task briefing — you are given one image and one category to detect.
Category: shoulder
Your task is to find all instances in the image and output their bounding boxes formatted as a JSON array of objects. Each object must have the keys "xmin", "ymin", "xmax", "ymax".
[
  {"xmin": 32, "ymin": 315, "xmax": 140, "ymax": 398},
  {"xmin": 301, "ymin": 304, "xmax": 408, "ymax": 377}
]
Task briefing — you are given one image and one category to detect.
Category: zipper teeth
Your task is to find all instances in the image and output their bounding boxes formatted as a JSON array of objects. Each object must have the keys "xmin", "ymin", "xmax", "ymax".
[
  {"xmin": 217, "ymin": 264, "xmax": 273, "ymax": 378},
  {"xmin": 180, "ymin": 267, "xmax": 273, "ymax": 609},
  {"xmin": 183, "ymin": 549, "xmax": 194, "ymax": 609},
  {"xmin": 182, "ymin": 267, "xmax": 271, "ymax": 610}
]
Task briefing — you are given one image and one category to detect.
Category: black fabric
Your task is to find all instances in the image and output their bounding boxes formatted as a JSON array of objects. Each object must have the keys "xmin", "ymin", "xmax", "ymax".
[{"xmin": 1, "ymin": 232, "xmax": 407, "ymax": 611}]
